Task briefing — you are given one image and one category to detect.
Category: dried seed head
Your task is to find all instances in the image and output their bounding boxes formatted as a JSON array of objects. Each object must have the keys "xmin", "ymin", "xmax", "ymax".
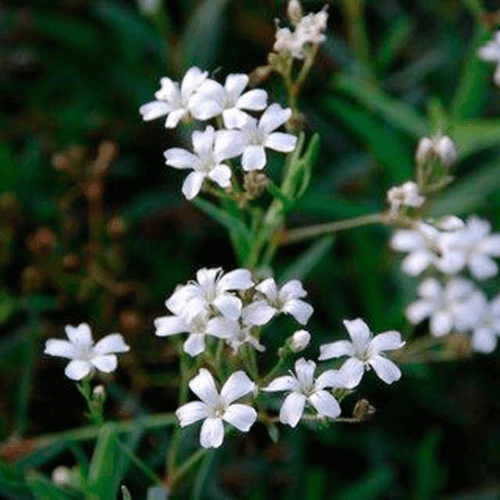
[
  {"xmin": 244, "ymin": 171, "xmax": 268, "ymax": 199},
  {"xmin": 352, "ymin": 399, "xmax": 376, "ymax": 421}
]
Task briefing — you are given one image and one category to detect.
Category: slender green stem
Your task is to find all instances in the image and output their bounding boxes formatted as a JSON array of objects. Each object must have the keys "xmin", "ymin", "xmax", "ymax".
[
  {"xmin": 168, "ymin": 448, "xmax": 207, "ymax": 491},
  {"xmin": 283, "ymin": 212, "xmax": 385, "ymax": 245},
  {"xmin": 114, "ymin": 438, "xmax": 162, "ymax": 484},
  {"xmin": 31, "ymin": 413, "xmax": 176, "ymax": 449}
]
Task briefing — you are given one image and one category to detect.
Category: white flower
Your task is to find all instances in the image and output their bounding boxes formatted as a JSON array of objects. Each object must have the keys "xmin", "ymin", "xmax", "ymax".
[
  {"xmin": 139, "ymin": 67, "xmax": 208, "ymax": 128},
  {"xmin": 415, "ymin": 135, "xmax": 457, "ymax": 167},
  {"xmin": 390, "ymin": 218, "xmax": 464, "ymax": 276},
  {"xmin": 406, "ymin": 278, "xmax": 476, "ymax": 337},
  {"xmin": 456, "ymin": 291, "xmax": 500, "ymax": 354},
  {"xmin": 154, "ymin": 311, "xmax": 219, "ymax": 357},
  {"xmin": 439, "ymin": 216, "xmax": 500, "ymax": 280},
  {"xmin": 176, "ymin": 369, "xmax": 257, "ymax": 449},
  {"xmin": 319, "ymin": 318, "xmax": 404, "ymax": 386},
  {"xmin": 189, "ymin": 74, "xmax": 268, "ymax": 128},
  {"xmin": 478, "ymin": 32, "xmax": 500, "ymax": 86},
  {"xmin": 291, "ymin": 329, "xmax": 311, "ymax": 352},
  {"xmin": 164, "ymin": 126, "xmax": 243, "ymax": 200},
  {"xmin": 222, "ymin": 104, "xmax": 297, "ymax": 171},
  {"xmin": 274, "ymin": 7, "xmax": 328, "ymax": 59},
  {"xmin": 387, "ymin": 181, "xmax": 425, "ymax": 214},
  {"xmin": 206, "ymin": 316, "xmax": 265, "ymax": 354},
  {"xmin": 166, "ymin": 267, "xmax": 254, "ymax": 321},
  {"xmin": 44, "ymin": 323, "xmax": 129, "ymax": 380},
  {"xmin": 287, "ymin": 0, "xmax": 303, "ymax": 24},
  {"xmin": 263, "ymin": 358, "xmax": 342, "ymax": 427},
  {"xmin": 242, "ymin": 278, "xmax": 313, "ymax": 326}
]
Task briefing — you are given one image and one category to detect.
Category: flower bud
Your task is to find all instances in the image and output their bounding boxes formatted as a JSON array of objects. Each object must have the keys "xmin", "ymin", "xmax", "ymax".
[
  {"xmin": 287, "ymin": 0, "xmax": 303, "ymax": 24},
  {"xmin": 51, "ymin": 466, "xmax": 71, "ymax": 486},
  {"xmin": 415, "ymin": 135, "xmax": 457, "ymax": 168},
  {"xmin": 291, "ymin": 329, "xmax": 310, "ymax": 352}
]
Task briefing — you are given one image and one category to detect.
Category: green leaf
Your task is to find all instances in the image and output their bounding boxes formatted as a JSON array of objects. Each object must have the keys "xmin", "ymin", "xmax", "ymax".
[
  {"xmin": 335, "ymin": 73, "xmax": 429, "ymax": 138},
  {"xmin": 25, "ymin": 470, "xmax": 69, "ymax": 500},
  {"xmin": 452, "ymin": 118, "xmax": 500, "ymax": 158},
  {"xmin": 451, "ymin": 25, "xmax": 491, "ymax": 121},
  {"xmin": 324, "ymin": 97, "xmax": 413, "ymax": 182},
  {"xmin": 305, "ymin": 468, "xmax": 325, "ymax": 500},
  {"xmin": 192, "ymin": 197, "xmax": 250, "ymax": 263},
  {"xmin": 181, "ymin": 0, "xmax": 231, "ymax": 67},
  {"xmin": 413, "ymin": 430, "xmax": 446, "ymax": 498},
  {"xmin": 376, "ymin": 15, "xmax": 414, "ymax": 73},
  {"xmin": 280, "ymin": 236, "xmax": 335, "ymax": 284},
  {"xmin": 336, "ymin": 467, "xmax": 395, "ymax": 500},
  {"xmin": 431, "ymin": 158, "xmax": 500, "ymax": 216},
  {"xmin": 87, "ymin": 424, "xmax": 123, "ymax": 500}
]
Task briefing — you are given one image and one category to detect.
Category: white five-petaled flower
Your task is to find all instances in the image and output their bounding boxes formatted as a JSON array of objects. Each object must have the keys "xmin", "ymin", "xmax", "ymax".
[
  {"xmin": 387, "ymin": 181, "xmax": 425, "ymax": 214},
  {"xmin": 390, "ymin": 217, "xmax": 464, "ymax": 276},
  {"xmin": 478, "ymin": 32, "xmax": 500, "ymax": 86},
  {"xmin": 439, "ymin": 216, "xmax": 500, "ymax": 280},
  {"xmin": 189, "ymin": 74, "xmax": 268, "ymax": 128},
  {"xmin": 221, "ymin": 103, "xmax": 297, "ymax": 171},
  {"xmin": 154, "ymin": 311, "xmax": 219, "ymax": 357},
  {"xmin": 166, "ymin": 267, "xmax": 254, "ymax": 321},
  {"xmin": 406, "ymin": 278, "xmax": 476, "ymax": 337},
  {"xmin": 44, "ymin": 323, "xmax": 130, "ymax": 380},
  {"xmin": 242, "ymin": 278, "xmax": 314, "ymax": 326},
  {"xmin": 319, "ymin": 318, "xmax": 404, "ymax": 386},
  {"xmin": 139, "ymin": 67, "xmax": 208, "ymax": 128},
  {"xmin": 164, "ymin": 126, "xmax": 243, "ymax": 200},
  {"xmin": 415, "ymin": 135, "xmax": 457, "ymax": 167},
  {"xmin": 263, "ymin": 358, "xmax": 342, "ymax": 427},
  {"xmin": 176, "ymin": 369, "xmax": 257, "ymax": 449}
]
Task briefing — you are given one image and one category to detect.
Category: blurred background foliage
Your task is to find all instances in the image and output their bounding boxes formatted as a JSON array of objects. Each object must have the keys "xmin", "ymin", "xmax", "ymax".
[{"xmin": 1, "ymin": 0, "xmax": 500, "ymax": 498}]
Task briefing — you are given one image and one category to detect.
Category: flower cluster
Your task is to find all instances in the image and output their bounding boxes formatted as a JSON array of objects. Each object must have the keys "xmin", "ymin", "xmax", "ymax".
[
  {"xmin": 389, "ymin": 135, "xmax": 500, "ymax": 353},
  {"xmin": 139, "ymin": 68, "xmax": 298, "ymax": 199},
  {"xmin": 274, "ymin": 1, "xmax": 329, "ymax": 60},
  {"xmin": 153, "ymin": 267, "xmax": 404, "ymax": 448}
]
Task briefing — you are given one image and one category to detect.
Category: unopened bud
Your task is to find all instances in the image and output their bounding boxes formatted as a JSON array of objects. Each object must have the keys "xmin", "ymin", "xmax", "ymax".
[
  {"xmin": 291, "ymin": 329, "xmax": 310, "ymax": 352},
  {"xmin": 415, "ymin": 135, "xmax": 457, "ymax": 168},
  {"xmin": 352, "ymin": 399, "xmax": 376, "ymax": 421},
  {"xmin": 287, "ymin": 0, "xmax": 303, "ymax": 24},
  {"xmin": 93, "ymin": 385, "xmax": 106, "ymax": 403},
  {"xmin": 51, "ymin": 466, "xmax": 71, "ymax": 486},
  {"xmin": 244, "ymin": 171, "xmax": 268, "ymax": 198}
]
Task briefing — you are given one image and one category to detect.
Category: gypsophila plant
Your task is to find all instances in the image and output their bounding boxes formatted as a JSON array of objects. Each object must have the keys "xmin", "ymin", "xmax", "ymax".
[{"xmin": 31, "ymin": 1, "xmax": 500, "ymax": 498}]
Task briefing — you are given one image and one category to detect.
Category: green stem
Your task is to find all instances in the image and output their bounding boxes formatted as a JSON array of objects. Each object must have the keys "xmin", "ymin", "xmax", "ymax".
[
  {"xmin": 114, "ymin": 438, "xmax": 162, "ymax": 484},
  {"xmin": 168, "ymin": 448, "xmax": 207, "ymax": 491},
  {"xmin": 283, "ymin": 213, "xmax": 385, "ymax": 244}
]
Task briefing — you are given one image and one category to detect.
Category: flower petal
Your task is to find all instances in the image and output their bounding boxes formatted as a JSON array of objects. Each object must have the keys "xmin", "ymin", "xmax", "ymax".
[
  {"xmin": 65, "ymin": 323, "xmax": 93, "ymax": 347},
  {"xmin": 220, "ymin": 370, "xmax": 255, "ymax": 404},
  {"xmin": 208, "ymin": 165, "xmax": 232, "ymax": 188},
  {"xmin": 90, "ymin": 354, "xmax": 118, "ymax": 373},
  {"xmin": 223, "ymin": 404, "xmax": 257, "ymax": 432},
  {"xmin": 430, "ymin": 311, "xmax": 453, "ymax": 337},
  {"xmin": 222, "ymin": 108, "xmax": 252, "ymax": 129},
  {"xmin": 242, "ymin": 301, "xmax": 276, "ymax": 326},
  {"xmin": 337, "ymin": 358, "xmax": 364, "ymax": 389},
  {"xmin": 181, "ymin": 67, "xmax": 208, "ymax": 99},
  {"xmin": 93, "ymin": 333, "xmax": 129, "ymax": 355},
  {"xmin": 237, "ymin": 89, "xmax": 268, "ymax": 111},
  {"xmin": 212, "ymin": 295, "xmax": 242, "ymax": 320},
  {"xmin": 44, "ymin": 339, "xmax": 77, "ymax": 359},
  {"xmin": 309, "ymin": 390, "xmax": 341, "ymax": 419},
  {"xmin": 263, "ymin": 375, "xmax": 299, "ymax": 392},
  {"xmin": 182, "ymin": 171, "xmax": 206, "ymax": 200},
  {"xmin": 472, "ymin": 328, "xmax": 497, "ymax": 353},
  {"xmin": 65, "ymin": 360, "xmax": 92, "ymax": 380},
  {"xmin": 401, "ymin": 250, "xmax": 434, "ymax": 275},
  {"xmin": 183, "ymin": 333, "xmax": 206, "ymax": 357},
  {"xmin": 278, "ymin": 280, "xmax": 307, "ymax": 301},
  {"xmin": 282, "ymin": 299, "xmax": 314, "ymax": 325},
  {"xmin": 218, "ymin": 269, "xmax": 254, "ymax": 292},
  {"xmin": 369, "ymin": 331, "xmax": 404, "ymax": 354},
  {"xmin": 255, "ymin": 278, "xmax": 278, "ymax": 301},
  {"xmin": 469, "ymin": 254, "xmax": 498, "ymax": 280},
  {"xmin": 164, "ymin": 148, "xmax": 197, "ymax": 169},
  {"xmin": 225, "ymin": 74, "xmax": 249, "ymax": 101},
  {"xmin": 294, "ymin": 358, "xmax": 316, "ymax": 389},
  {"xmin": 154, "ymin": 315, "xmax": 188, "ymax": 337},
  {"xmin": 206, "ymin": 317, "xmax": 238, "ymax": 339},
  {"xmin": 343, "ymin": 318, "xmax": 371, "ymax": 348},
  {"xmin": 405, "ymin": 300, "xmax": 433, "ymax": 324},
  {"xmin": 189, "ymin": 368, "xmax": 220, "ymax": 405},
  {"xmin": 258, "ymin": 103, "xmax": 291, "ymax": 135},
  {"xmin": 176, "ymin": 401, "xmax": 208, "ymax": 427},
  {"xmin": 390, "ymin": 230, "xmax": 422, "ymax": 251},
  {"xmin": 368, "ymin": 356, "xmax": 402, "ymax": 384},
  {"xmin": 318, "ymin": 340, "xmax": 354, "ymax": 360},
  {"xmin": 264, "ymin": 132, "xmax": 297, "ymax": 153},
  {"xmin": 200, "ymin": 417, "xmax": 224, "ymax": 449},
  {"xmin": 165, "ymin": 108, "xmax": 187, "ymax": 129},
  {"xmin": 214, "ymin": 130, "xmax": 246, "ymax": 161},
  {"xmin": 139, "ymin": 101, "xmax": 172, "ymax": 121},
  {"xmin": 279, "ymin": 392, "xmax": 306, "ymax": 428},
  {"xmin": 242, "ymin": 145, "xmax": 267, "ymax": 171},
  {"xmin": 417, "ymin": 278, "xmax": 442, "ymax": 300}
]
